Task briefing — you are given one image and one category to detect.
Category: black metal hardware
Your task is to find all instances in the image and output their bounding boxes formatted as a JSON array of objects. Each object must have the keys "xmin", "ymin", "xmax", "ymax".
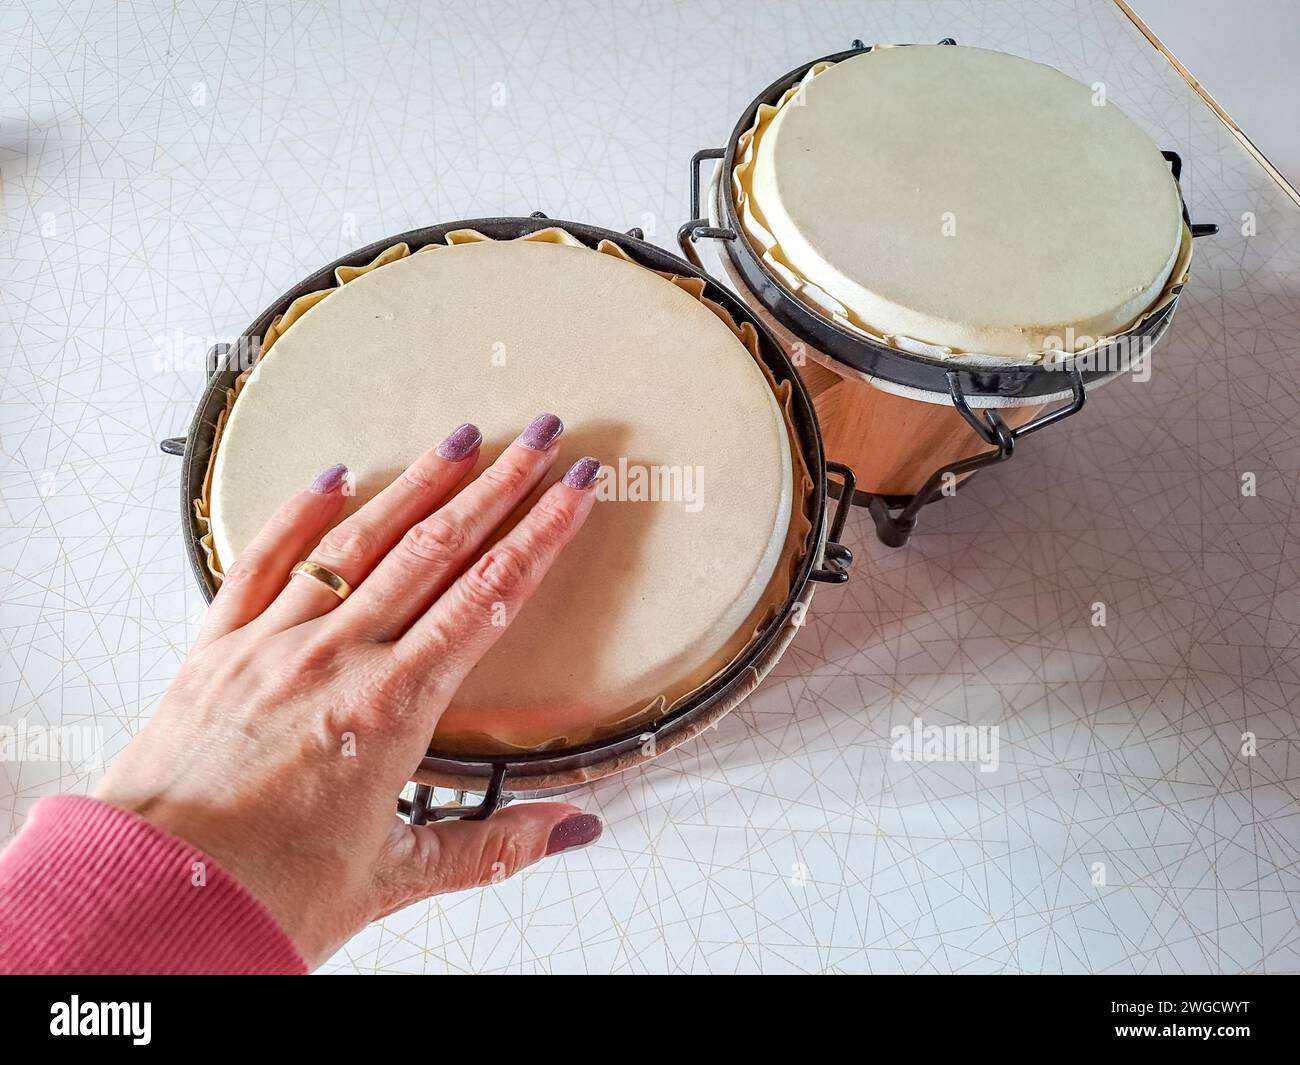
[
  {"xmin": 207, "ymin": 341, "xmax": 230, "ymax": 379},
  {"xmin": 809, "ymin": 461, "xmax": 855, "ymax": 583},
  {"xmin": 689, "ymin": 148, "xmax": 725, "ymax": 221},
  {"xmin": 400, "ymin": 764, "xmax": 510, "ymax": 824},
  {"xmin": 159, "ymin": 343, "xmax": 239, "ymax": 457},
  {"xmin": 678, "ymin": 148, "xmax": 736, "ymax": 270},
  {"xmin": 861, "ymin": 369, "xmax": 1087, "ymax": 547},
  {"xmin": 1163, "ymin": 151, "xmax": 1219, "ymax": 237},
  {"xmin": 853, "ymin": 37, "xmax": 953, "ymax": 50},
  {"xmin": 678, "ymin": 219, "xmax": 736, "ymax": 270}
]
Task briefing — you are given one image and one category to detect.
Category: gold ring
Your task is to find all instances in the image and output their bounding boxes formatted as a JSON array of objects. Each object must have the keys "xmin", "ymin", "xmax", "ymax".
[{"xmin": 291, "ymin": 561, "xmax": 353, "ymax": 601}]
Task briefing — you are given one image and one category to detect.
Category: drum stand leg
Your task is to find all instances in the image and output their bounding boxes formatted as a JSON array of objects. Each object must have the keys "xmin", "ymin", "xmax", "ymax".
[{"xmin": 858, "ymin": 369, "xmax": 1087, "ymax": 548}]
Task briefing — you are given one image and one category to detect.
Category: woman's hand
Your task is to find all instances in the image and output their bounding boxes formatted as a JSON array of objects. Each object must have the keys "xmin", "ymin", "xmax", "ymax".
[{"xmin": 96, "ymin": 414, "xmax": 604, "ymax": 968}]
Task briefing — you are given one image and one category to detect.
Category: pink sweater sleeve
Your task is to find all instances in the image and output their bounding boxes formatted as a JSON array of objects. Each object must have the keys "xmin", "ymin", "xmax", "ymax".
[{"xmin": 0, "ymin": 794, "xmax": 306, "ymax": 975}]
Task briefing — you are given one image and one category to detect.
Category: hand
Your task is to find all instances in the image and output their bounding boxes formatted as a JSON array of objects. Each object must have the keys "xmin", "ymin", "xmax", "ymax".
[{"xmin": 96, "ymin": 414, "xmax": 604, "ymax": 968}]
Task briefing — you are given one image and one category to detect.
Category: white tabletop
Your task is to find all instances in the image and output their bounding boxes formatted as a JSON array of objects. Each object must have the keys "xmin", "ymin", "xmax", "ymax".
[{"xmin": 2, "ymin": 0, "xmax": 1297, "ymax": 974}]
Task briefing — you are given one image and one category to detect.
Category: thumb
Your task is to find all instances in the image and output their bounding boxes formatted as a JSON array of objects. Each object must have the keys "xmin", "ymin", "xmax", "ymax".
[{"xmin": 387, "ymin": 803, "xmax": 602, "ymax": 904}]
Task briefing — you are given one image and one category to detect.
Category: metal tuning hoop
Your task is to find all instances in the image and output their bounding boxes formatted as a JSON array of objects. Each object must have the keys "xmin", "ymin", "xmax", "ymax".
[{"xmin": 861, "ymin": 369, "xmax": 1088, "ymax": 548}]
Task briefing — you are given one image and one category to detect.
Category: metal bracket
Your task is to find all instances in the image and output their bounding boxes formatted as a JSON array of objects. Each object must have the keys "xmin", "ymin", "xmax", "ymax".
[
  {"xmin": 207, "ymin": 341, "xmax": 231, "ymax": 378},
  {"xmin": 1162, "ymin": 151, "xmax": 1219, "ymax": 238},
  {"xmin": 400, "ymin": 763, "xmax": 510, "ymax": 824},
  {"xmin": 160, "ymin": 343, "xmax": 239, "ymax": 456},
  {"xmin": 678, "ymin": 220, "xmax": 737, "ymax": 270},
  {"xmin": 809, "ymin": 461, "xmax": 856, "ymax": 583},
  {"xmin": 861, "ymin": 369, "xmax": 1088, "ymax": 548},
  {"xmin": 853, "ymin": 36, "xmax": 953, "ymax": 50},
  {"xmin": 678, "ymin": 148, "xmax": 736, "ymax": 269}
]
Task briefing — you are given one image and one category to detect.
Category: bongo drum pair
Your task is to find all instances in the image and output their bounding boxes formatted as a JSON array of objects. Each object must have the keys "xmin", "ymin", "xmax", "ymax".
[{"xmin": 162, "ymin": 39, "xmax": 1214, "ymax": 813}]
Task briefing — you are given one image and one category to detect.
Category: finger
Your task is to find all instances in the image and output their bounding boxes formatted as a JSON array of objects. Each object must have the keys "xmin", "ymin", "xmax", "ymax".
[
  {"xmin": 383, "ymin": 804, "xmax": 602, "ymax": 907},
  {"xmin": 260, "ymin": 423, "xmax": 483, "ymax": 630},
  {"xmin": 196, "ymin": 464, "xmax": 349, "ymax": 646},
  {"xmin": 396, "ymin": 456, "xmax": 600, "ymax": 693},
  {"xmin": 342, "ymin": 412, "xmax": 566, "ymax": 641}
]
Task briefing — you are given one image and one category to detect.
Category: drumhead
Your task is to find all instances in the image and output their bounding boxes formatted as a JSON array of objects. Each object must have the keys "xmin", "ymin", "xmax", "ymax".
[
  {"xmin": 732, "ymin": 44, "xmax": 1186, "ymax": 362},
  {"xmin": 204, "ymin": 231, "xmax": 810, "ymax": 752}
]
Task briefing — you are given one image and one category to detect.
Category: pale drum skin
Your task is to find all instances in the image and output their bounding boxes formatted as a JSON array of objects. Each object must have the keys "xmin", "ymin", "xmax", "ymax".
[
  {"xmin": 731, "ymin": 45, "xmax": 1186, "ymax": 496},
  {"xmin": 207, "ymin": 237, "xmax": 799, "ymax": 753}
]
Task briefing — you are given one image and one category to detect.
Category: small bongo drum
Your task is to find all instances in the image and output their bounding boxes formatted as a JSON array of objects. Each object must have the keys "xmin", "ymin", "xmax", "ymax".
[
  {"xmin": 681, "ymin": 40, "xmax": 1217, "ymax": 545},
  {"xmin": 162, "ymin": 217, "xmax": 854, "ymax": 818}
]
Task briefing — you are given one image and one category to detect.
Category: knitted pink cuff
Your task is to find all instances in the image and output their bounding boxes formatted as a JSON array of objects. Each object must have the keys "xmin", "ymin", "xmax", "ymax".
[{"xmin": 0, "ymin": 794, "xmax": 306, "ymax": 974}]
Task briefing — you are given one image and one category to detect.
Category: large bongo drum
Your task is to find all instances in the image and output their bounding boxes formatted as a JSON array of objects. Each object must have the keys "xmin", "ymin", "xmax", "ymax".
[
  {"xmin": 161, "ymin": 216, "xmax": 855, "ymax": 819},
  {"xmin": 681, "ymin": 40, "xmax": 1217, "ymax": 545}
]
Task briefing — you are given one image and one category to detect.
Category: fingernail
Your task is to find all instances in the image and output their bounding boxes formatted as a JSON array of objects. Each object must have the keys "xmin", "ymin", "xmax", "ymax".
[
  {"xmin": 562, "ymin": 456, "xmax": 601, "ymax": 491},
  {"xmin": 545, "ymin": 813, "xmax": 602, "ymax": 856},
  {"xmin": 436, "ymin": 422, "xmax": 482, "ymax": 461},
  {"xmin": 311, "ymin": 463, "xmax": 348, "ymax": 494},
  {"xmin": 517, "ymin": 412, "xmax": 563, "ymax": 451}
]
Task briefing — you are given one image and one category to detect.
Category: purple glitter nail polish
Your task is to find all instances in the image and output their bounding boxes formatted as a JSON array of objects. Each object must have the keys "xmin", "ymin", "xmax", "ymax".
[
  {"xmin": 562, "ymin": 456, "xmax": 602, "ymax": 491},
  {"xmin": 436, "ymin": 422, "xmax": 482, "ymax": 461},
  {"xmin": 545, "ymin": 813, "xmax": 603, "ymax": 856},
  {"xmin": 517, "ymin": 412, "xmax": 563, "ymax": 451},
  {"xmin": 310, "ymin": 463, "xmax": 348, "ymax": 494}
]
